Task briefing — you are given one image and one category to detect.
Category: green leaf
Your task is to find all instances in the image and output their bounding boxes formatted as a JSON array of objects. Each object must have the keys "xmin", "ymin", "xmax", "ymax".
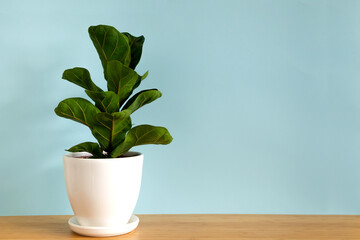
[
  {"xmin": 54, "ymin": 98, "xmax": 100, "ymax": 129},
  {"xmin": 122, "ymin": 32, "xmax": 145, "ymax": 69},
  {"xmin": 62, "ymin": 67, "xmax": 102, "ymax": 92},
  {"xmin": 131, "ymin": 70, "xmax": 149, "ymax": 93},
  {"xmin": 110, "ymin": 125, "xmax": 173, "ymax": 157},
  {"xmin": 122, "ymin": 89, "xmax": 162, "ymax": 114},
  {"xmin": 85, "ymin": 90, "xmax": 120, "ymax": 113},
  {"xmin": 88, "ymin": 25, "xmax": 131, "ymax": 73},
  {"xmin": 106, "ymin": 60, "xmax": 139, "ymax": 104},
  {"xmin": 118, "ymin": 70, "xmax": 149, "ymax": 107},
  {"xmin": 141, "ymin": 71, "xmax": 149, "ymax": 81},
  {"xmin": 66, "ymin": 142, "xmax": 103, "ymax": 158},
  {"xmin": 91, "ymin": 111, "xmax": 132, "ymax": 152}
]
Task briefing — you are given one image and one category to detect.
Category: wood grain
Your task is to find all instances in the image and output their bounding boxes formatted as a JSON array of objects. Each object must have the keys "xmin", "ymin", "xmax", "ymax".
[{"xmin": 1, "ymin": 214, "xmax": 360, "ymax": 239}]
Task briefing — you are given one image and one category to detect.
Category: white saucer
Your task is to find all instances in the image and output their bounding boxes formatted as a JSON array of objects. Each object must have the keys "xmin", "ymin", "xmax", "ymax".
[{"xmin": 68, "ymin": 215, "xmax": 139, "ymax": 237}]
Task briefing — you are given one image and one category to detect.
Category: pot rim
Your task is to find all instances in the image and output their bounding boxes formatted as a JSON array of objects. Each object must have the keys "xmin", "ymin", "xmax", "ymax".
[{"xmin": 63, "ymin": 151, "xmax": 143, "ymax": 161}]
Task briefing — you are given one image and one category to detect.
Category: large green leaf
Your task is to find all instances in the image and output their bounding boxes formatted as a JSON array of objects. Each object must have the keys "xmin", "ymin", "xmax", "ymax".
[
  {"xmin": 88, "ymin": 25, "xmax": 131, "ymax": 73},
  {"xmin": 54, "ymin": 98, "xmax": 99, "ymax": 129},
  {"xmin": 62, "ymin": 67, "xmax": 102, "ymax": 92},
  {"xmin": 66, "ymin": 142, "xmax": 103, "ymax": 158},
  {"xmin": 122, "ymin": 89, "xmax": 162, "ymax": 114},
  {"xmin": 106, "ymin": 60, "xmax": 139, "ymax": 104},
  {"xmin": 85, "ymin": 90, "xmax": 120, "ymax": 113},
  {"xmin": 91, "ymin": 111, "xmax": 132, "ymax": 152},
  {"xmin": 122, "ymin": 32, "xmax": 145, "ymax": 70},
  {"xmin": 110, "ymin": 125, "xmax": 173, "ymax": 157}
]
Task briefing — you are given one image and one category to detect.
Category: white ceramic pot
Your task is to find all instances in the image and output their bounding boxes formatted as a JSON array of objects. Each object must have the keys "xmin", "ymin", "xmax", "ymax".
[{"xmin": 63, "ymin": 151, "xmax": 143, "ymax": 227}]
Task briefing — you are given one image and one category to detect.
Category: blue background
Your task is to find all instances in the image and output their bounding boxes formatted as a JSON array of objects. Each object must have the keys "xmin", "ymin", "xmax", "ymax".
[{"xmin": 1, "ymin": 0, "xmax": 360, "ymax": 216}]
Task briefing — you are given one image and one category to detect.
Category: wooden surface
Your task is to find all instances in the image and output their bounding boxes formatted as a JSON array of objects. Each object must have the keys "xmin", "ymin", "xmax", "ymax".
[{"xmin": 1, "ymin": 214, "xmax": 360, "ymax": 239}]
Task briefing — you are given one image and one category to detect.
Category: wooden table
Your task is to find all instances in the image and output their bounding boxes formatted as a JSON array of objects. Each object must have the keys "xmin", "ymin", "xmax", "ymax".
[{"xmin": 1, "ymin": 214, "xmax": 360, "ymax": 239}]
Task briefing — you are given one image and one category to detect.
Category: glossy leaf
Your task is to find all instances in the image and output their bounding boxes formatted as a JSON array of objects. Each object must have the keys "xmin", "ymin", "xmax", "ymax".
[
  {"xmin": 91, "ymin": 111, "xmax": 132, "ymax": 151},
  {"xmin": 66, "ymin": 142, "xmax": 103, "ymax": 158},
  {"xmin": 110, "ymin": 125, "xmax": 173, "ymax": 157},
  {"xmin": 88, "ymin": 25, "xmax": 131, "ymax": 73},
  {"xmin": 85, "ymin": 90, "xmax": 120, "ymax": 113},
  {"xmin": 54, "ymin": 98, "xmax": 99, "ymax": 129},
  {"xmin": 122, "ymin": 89, "xmax": 162, "ymax": 114},
  {"xmin": 106, "ymin": 60, "xmax": 139, "ymax": 104},
  {"xmin": 122, "ymin": 32, "xmax": 145, "ymax": 69},
  {"xmin": 62, "ymin": 67, "xmax": 102, "ymax": 92}
]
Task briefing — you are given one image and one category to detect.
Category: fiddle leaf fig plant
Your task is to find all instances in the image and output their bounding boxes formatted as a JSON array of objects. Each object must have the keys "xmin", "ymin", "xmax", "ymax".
[{"xmin": 55, "ymin": 25, "xmax": 173, "ymax": 158}]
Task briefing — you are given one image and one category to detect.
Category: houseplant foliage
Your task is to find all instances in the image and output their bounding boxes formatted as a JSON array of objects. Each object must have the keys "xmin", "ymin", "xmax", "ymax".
[{"xmin": 55, "ymin": 25, "xmax": 173, "ymax": 158}]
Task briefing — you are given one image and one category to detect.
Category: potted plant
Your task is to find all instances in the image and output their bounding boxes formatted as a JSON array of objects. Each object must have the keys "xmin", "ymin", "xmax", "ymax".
[{"xmin": 55, "ymin": 24, "xmax": 173, "ymax": 237}]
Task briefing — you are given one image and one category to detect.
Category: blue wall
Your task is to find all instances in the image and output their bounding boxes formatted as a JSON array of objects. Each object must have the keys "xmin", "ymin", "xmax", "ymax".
[{"xmin": 1, "ymin": 0, "xmax": 360, "ymax": 216}]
